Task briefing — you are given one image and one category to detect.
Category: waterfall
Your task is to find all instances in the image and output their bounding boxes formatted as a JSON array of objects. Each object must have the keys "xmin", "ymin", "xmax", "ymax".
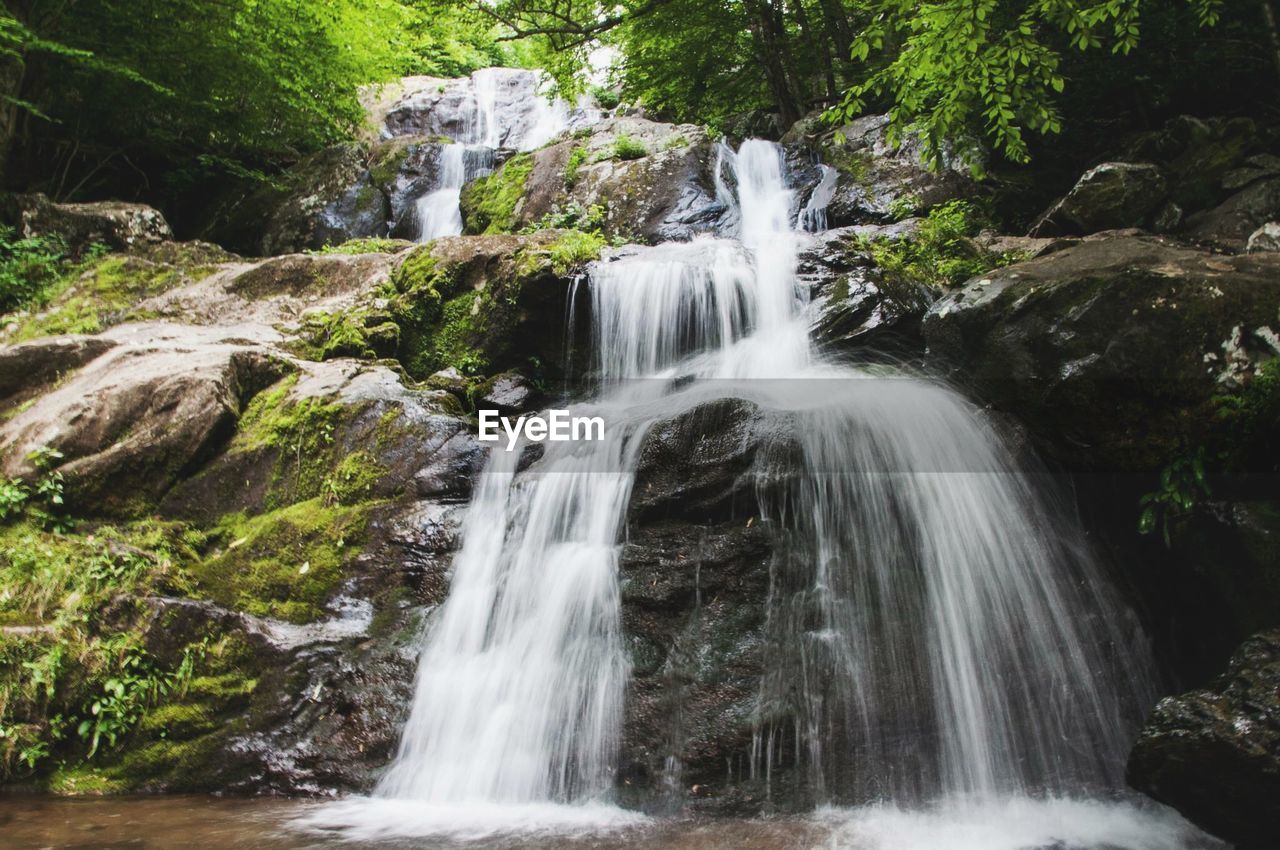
[
  {"xmin": 412, "ymin": 69, "xmax": 582, "ymax": 243},
  {"xmin": 306, "ymin": 140, "xmax": 1181, "ymax": 846}
]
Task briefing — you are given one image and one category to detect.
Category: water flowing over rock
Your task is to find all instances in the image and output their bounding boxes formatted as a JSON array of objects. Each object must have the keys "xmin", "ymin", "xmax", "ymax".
[{"xmin": 303, "ymin": 138, "xmax": 1164, "ymax": 843}]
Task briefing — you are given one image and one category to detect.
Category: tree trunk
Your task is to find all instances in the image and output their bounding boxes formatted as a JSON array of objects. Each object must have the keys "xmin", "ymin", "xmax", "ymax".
[
  {"xmin": 0, "ymin": 53, "xmax": 26, "ymax": 187},
  {"xmin": 744, "ymin": 0, "xmax": 801, "ymax": 126},
  {"xmin": 1261, "ymin": 0, "xmax": 1280, "ymax": 82}
]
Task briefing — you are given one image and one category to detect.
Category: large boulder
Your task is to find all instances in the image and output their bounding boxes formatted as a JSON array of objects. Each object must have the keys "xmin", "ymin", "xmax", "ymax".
[
  {"xmin": 923, "ymin": 235, "xmax": 1280, "ymax": 472},
  {"xmin": 1029, "ymin": 162, "xmax": 1169, "ymax": 237},
  {"xmin": 1186, "ymin": 176, "xmax": 1280, "ymax": 253},
  {"xmin": 13, "ymin": 193, "xmax": 173, "ymax": 255},
  {"xmin": 462, "ymin": 116, "xmax": 726, "ymax": 242},
  {"xmin": 1128, "ymin": 629, "xmax": 1280, "ymax": 849},
  {"xmin": 808, "ymin": 114, "xmax": 979, "ymax": 226},
  {"xmin": 208, "ymin": 144, "xmax": 387, "ymax": 256}
]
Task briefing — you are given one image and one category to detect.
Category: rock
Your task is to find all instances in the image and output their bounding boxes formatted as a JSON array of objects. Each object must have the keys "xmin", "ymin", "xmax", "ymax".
[
  {"xmin": 472, "ymin": 116, "xmax": 725, "ymax": 242},
  {"xmin": 15, "ymin": 193, "xmax": 173, "ymax": 255},
  {"xmin": 209, "ymin": 144, "xmax": 387, "ymax": 256},
  {"xmin": 1186, "ymin": 177, "xmax": 1280, "ymax": 252},
  {"xmin": 0, "ymin": 331, "xmax": 292, "ymax": 517},
  {"xmin": 1128, "ymin": 629, "xmax": 1280, "ymax": 849},
  {"xmin": 368, "ymin": 137, "xmax": 496, "ymax": 240},
  {"xmin": 923, "ymin": 235, "xmax": 1280, "ymax": 472},
  {"xmin": 375, "ymin": 68, "xmax": 599, "ymax": 150},
  {"xmin": 1123, "ymin": 115, "xmax": 1262, "ymax": 213},
  {"xmin": 798, "ymin": 227, "xmax": 936, "ymax": 355},
  {"xmin": 0, "ymin": 335, "xmax": 117, "ymax": 404},
  {"xmin": 476, "ymin": 370, "xmax": 537, "ymax": 413},
  {"xmin": 1247, "ymin": 221, "xmax": 1280, "ymax": 252},
  {"xmin": 630, "ymin": 398, "xmax": 769, "ymax": 522},
  {"xmin": 1029, "ymin": 162, "xmax": 1168, "ymax": 237},
  {"xmin": 387, "ymin": 232, "xmax": 589, "ymax": 379},
  {"xmin": 818, "ymin": 114, "xmax": 979, "ymax": 226}
]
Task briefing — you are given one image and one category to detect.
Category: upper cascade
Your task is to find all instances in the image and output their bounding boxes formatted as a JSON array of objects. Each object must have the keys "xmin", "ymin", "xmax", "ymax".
[{"xmin": 380, "ymin": 67, "xmax": 602, "ymax": 152}]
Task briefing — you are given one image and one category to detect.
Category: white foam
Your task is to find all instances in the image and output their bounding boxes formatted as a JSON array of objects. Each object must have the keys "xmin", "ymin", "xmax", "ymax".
[{"xmin": 811, "ymin": 796, "xmax": 1225, "ymax": 850}]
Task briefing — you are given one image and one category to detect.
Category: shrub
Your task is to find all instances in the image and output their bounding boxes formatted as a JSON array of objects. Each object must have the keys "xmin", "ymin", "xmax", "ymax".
[
  {"xmin": 612, "ymin": 134, "xmax": 647, "ymax": 161},
  {"xmin": 0, "ymin": 226, "xmax": 67, "ymax": 313}
]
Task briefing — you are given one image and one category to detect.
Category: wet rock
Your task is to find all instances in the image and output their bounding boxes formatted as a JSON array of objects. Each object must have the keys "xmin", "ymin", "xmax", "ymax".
[
  {"xmin": 1123, "ymin": 115, "xmax": 1263, "ymax": 213},
  {"xmin": 210, "ymin": 144, "xmax": 386, "ymax": 256},
  {"xmin": 618, "ymin": 517, "xmax": 775, "ymax": 812},
  {"xmin": 799, "ymin": 226, "xmax": 936, "ymax": 356},
  {"xmin": 923, "ymin": 235, "xmax": 1280, "ymax": 472},
  {"xmin": 630, "ymin": 398, "xmax": 769, "ymax": 522},
  {"xmin": 488, "ymin": 116, "xmax": 724, "ymax": 242},
  {"xmin": 1029, "ymin": 162, "xmax": 1168, "ymax": 237},
  {"xmin": 476, "ymin": 370, "xmax": 537, "ymax": 414},
  {"xmin": 817, "ymin": 114, "xmax": 978, "ymax": 226},
  {"xmin": 15, "ymin": 193, "xmax": 173, "ymax": 256},
  {"xmin": 412, "ymin": 425, "xmax": 487, "ymax": 500},
  {"xmin": 1246, "ymin": 221, "xmax": 1280, "ymax": 252},
  {"xmin": 1128, "ymin": 629, "xmax": 1280, "ymax": 849}
]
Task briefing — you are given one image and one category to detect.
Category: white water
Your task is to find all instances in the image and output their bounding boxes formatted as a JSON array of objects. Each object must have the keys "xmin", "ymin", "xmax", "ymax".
[
  {"xmin": 414, "ymin": 68, "xmax": 586, "ymax": 242},
  {"xmin": 306, "ymin": 140, "xmax": 1201, "ymax": 847}
]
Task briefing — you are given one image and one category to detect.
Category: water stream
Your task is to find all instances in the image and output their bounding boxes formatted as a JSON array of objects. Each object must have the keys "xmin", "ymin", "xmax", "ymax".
[{"xmin": 303, "ymin": 140, "xmax": 1215, "ymax": 849}]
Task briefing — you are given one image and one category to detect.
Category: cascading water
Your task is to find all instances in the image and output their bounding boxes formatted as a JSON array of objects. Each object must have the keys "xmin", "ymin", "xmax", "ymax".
[
  {"xmin": 306, "ymin": 140, "xmax": 1211, "ymax": 849},
  {"xmin": 412, "ymin": 69, "xmax": 584, "ymax": 243}
]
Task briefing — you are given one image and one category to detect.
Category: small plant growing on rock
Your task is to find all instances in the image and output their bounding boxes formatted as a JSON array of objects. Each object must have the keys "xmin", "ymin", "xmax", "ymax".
[{"xmin": 612, "ymin": 134, "xmax": 647, "ymax": 161}]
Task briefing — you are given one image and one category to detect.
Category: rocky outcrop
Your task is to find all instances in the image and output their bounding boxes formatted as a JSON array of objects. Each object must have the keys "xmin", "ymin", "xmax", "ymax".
[
  {"xmin": 209, "ymin": 144, "xmax": 387, "ymax": 257},
  {"xmin": 13, "ymin": 194, "xmax": 173, "ymax": 256},
  {"xmin": 1247, "ymin": 221, "xmax": 1280, "ymax": 252},
  {"xmin": 1128, "ymin": 629, "xmax": 1280, "ymax": 849},
  {"xmin": 806, "ymin": 114, "xmax": 978, "ymax": 227},
  {"xmin": 1030, "ymin": 162, "xmax": 1169, "ymax": 236},
  {"xmin": 462, "ymin": 116, "xmax": 726, "ymax": 242},
  {"xmin": 923, "ymin": 234, "xmax": 1280, "ymax": 472}
]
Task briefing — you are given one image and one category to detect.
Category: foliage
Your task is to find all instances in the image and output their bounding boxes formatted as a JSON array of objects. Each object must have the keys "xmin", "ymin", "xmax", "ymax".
[
  {"xmin": 0, "ymin": 226, "xmax": 66, "ymax": 313},
  {"xmin": 459, "ymin": 153, "xmax": 534, "ymax": 234},
  {"xmin": 589, "ymin": 85, "xmax": 621, "ymax": 110},
  {"xmin": 563, "ymin": 145, "xmax": 590, "ymax": 188},
  {"xmin": 829, "ymin": 0, "xmax": 1229, "ymax": 168},
  {"xmin": 309, "ymin": 238, "xmax": 413, "ymax": 256},
  {"xmin": 612, "ymin": 134, "xmax": 648, "ymax": 161},
  {"xmin": 857, "ymin": 200, "xmax": 1005, "ymax": 289},
  {"xmin": 0, "ymin": 447, "xmax": 68, "ymax": 531},
  {"xmin": 1139, "ymin": 447, "xmax": 1210, "ymax": 545},
  {"xmin": 545, "ymin": 230, "xmax": 606, "ymax": 275}
]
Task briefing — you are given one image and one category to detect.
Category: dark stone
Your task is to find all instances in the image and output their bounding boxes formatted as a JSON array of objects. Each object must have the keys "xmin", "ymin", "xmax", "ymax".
[
  {"xmin": 15, "ymin": 193, "xmax": 173, "ymax": 256},
  {"xmin": 1128, "ymin": 629, "xmax": 1280, "ymax": 850},
  {"xmin": 1186, "ymin": 177, "xmax": 1280, "ymax": 252},
  {"xmin": 1030, "ymin": 162, "xmax": 1168, "ymax": 237},
  {"xmin": 923, "ymin": 234, "xmax": 1280, "ymax": 472}
]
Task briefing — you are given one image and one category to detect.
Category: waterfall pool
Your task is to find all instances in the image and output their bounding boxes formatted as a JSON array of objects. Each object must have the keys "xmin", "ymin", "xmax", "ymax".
[{"xmin": 0, "ymin": 794, "xmax": 1223, "ymax": 849}]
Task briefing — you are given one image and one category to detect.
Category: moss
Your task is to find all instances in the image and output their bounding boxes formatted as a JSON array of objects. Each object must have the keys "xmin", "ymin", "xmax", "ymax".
[
  {"xmin": 10, "ymin": 254, "xmax": 212, "ymax": 342},
  {"xmin": 543, "ymin": 230, "xmax": 606, "ymax": 275},
  {"xmin": 310, "ymin": 237, "xmax": 413, "ymax": 256},
  {"xmin": 368, "ymin": 142, "xmax": 412, "ymax": 188},
  {"xmin": 612, "ymin": 134, "xmax": 648, "ymax": 161},
  {"xmin": 459, "ymin": 153, "xmax": 533, "ymax": 234},
  {"xmin": 564, "ymin": 145, "xmax": 590, "ymax": 188},
  {"xmin": 193, "ymin": 498, "xmax": 370, "ymax": 624},
  {"xmin": 287, "ymin": 308, "xmax": 400, "ymax": 361}
]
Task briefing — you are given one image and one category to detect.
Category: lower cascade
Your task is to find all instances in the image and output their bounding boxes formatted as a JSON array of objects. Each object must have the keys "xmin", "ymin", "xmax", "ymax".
[{"xmin": 306, "ymin": 141, "xmax": 1202, "ymax": 847}]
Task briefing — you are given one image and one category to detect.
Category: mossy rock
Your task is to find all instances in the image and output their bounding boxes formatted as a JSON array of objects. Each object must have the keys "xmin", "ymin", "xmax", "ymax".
[{"xmin": 459, "ymin": 153, "xmax": 534, "ymax": 234}]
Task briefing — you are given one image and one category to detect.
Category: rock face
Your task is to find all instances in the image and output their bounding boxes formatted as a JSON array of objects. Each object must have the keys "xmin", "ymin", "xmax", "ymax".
[
  {"xmin": 1247, "ymin": 221, "xmax": 1280, "ymax": 252},
  {"xmin": 15, "ymin": 193, "xmax": 173, "ymax": 255},
  {"xmin": 463, "ymin": 116, "xmax": 727, "ymax": 243},
  {"xmin": 812, "ymin": 114, "xmax": 978, "ymax": 227},
  {"xmin": 923, "ymin": 234, "xmax": 1280, "ymax": 472},
  {"xmin": 1128, "ymin": 629, "xmax": 1280, "ymax": 849},
  {"xmin": 1030, "ymin": 162, "xmax": 1169, "ymax": 236}
]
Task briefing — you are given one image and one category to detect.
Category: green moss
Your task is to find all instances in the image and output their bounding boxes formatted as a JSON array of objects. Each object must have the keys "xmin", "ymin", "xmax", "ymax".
[
  {"xmin": 544, "ymin": 230, "xmax": 606, "ymax": 275},
  {"xmin": 368, "ymin": 142, "xmax": 412, "ymax": 188},
  {"xmin": 612, "ymin": 134, "xmax": 647, "ymax": 161},
  {"xmin": 10, "ymin": 254, "xmax": 211, "ymax": 342},
  {"xmin": 310, "ymin": 237, "xmax": 413, "ymax": 256},
  {"xmin": 459, "ymin": 153, "xmax": 533, "ymax": 234},
  {"xmin": 287, "ymin": 308, "xmax": 400, "ymax": 361},
  {"xmin": 194, "ymin": 498, "xmax": 370, "ymax": 624}
]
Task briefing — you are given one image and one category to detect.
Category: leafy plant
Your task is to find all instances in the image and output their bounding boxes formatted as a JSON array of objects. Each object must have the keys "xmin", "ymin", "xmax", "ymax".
[
  {"xmin": 0, "ymin": 447, "xmax": 67, "ymax": 531},
  {"xmin": 0, "ymin": 226, "xmax": 66, "ymax": 313},
  {"xmin": 563, "ymin": 145, "xmax": 589, "ymax": 187},
  {"xmin": 612, "ymin": 134, "xmax": 647, "ymax": 161},
  {"xmin": 1139, "ymin": 447, "xmax": 1211, "ymax": 546},
  {"xmin": 589, "ymin": 85, "xmax": 621, "ymax": 110},
  {"xmin": 858, "ymin": 200, "xmax": 1001, "ymax": 289}
]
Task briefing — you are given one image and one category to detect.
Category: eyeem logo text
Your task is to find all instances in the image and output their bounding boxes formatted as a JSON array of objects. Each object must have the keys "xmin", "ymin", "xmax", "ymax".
[{"xmin": 477, "ymin": 409, "xmax": 605, "ymax": 450}]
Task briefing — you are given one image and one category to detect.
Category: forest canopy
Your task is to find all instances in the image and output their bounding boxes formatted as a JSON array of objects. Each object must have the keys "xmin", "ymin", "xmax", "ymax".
[{"xmin": 1, "ymin": 0, "xmax": 1277, "ymax": 212}]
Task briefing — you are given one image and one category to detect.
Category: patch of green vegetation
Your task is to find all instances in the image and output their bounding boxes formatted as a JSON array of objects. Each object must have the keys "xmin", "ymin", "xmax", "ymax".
[
  {"xmin": 858, "ymin": 200, "xmax": 1004, "ymax": 290},
  {"xmin": 287, "ymin": 308, "xmax": 400, "ymax": 362},
  {"xmin": 523, "ymin": 202, "xmax": 605, "ymax": 234},
  {"xmin": 564, "ymin": 145, "xmax": 590, "ymax": 188},
  {"xmin": 0, "ymin": 226, "xmax": 71, "ymax": 314},
  {"xmin": 10, "ymin": 253, "xmax": 212, "ymax": 342},
  {"xmin": 194, "ymin": 498, "xmax": 370, "ymax": 624},
  {"xmin": 0, "ymin": 518, "xmax": 213, "ymax": 781},
  {"xmin": 612, "ymin": 133, "xmax": 647, "ymax": 161},
  {"xmin": 589, "ymin": 85, "xmax": 621, "ymax": 110},
  {"xmin": 545, "ymin": 230, "xmax": 607, "ymax": 275},
  {"xmin": 309, "ymin": 237, "xmax": 412, "ymax": 256},
  {"xmin": 459, "ymin": 153, "xmax": 533, "ymax": 234}
]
